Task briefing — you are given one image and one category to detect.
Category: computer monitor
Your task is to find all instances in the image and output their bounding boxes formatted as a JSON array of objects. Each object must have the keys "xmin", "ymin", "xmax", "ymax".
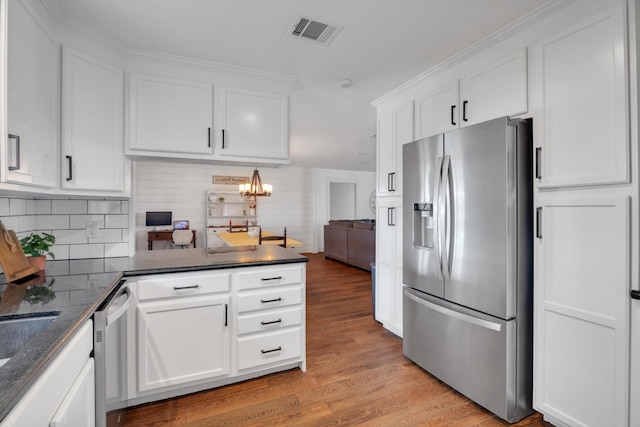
[
  {"xmin": 145, "ymin": 211, "xmax": 172, "ymax": 227},
  {"xmin": 173, "ymin": 220, "xmax": 189, "ymax": 230}
]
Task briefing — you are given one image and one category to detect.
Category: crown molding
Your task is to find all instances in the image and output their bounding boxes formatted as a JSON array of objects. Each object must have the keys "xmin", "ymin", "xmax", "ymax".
[
  {"xmin": 43, "ymin": 0, "xmax": 297, "ymax": 85},
  {"xmin": 372, "ymin": 0, "xmax": 577, "ymax": 106}
]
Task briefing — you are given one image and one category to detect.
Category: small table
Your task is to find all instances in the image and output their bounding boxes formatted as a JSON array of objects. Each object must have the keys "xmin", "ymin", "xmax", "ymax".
[
  {"xmin": 147, "ymin": 230, "xmax": 196, "ymax": 250},
  {"xmin": 217, "ymin": 231, "xmax": 302, "ymax": 248}
]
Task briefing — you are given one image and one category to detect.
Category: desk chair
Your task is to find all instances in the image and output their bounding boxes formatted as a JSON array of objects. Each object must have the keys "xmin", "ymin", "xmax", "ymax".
[
  {"xmin": 258, "ymin": 227, "xmax": 287, "ymax": 248},
  {"xmin": 171, "ymin": 229, "xmax": 193, "ymax": 249}
]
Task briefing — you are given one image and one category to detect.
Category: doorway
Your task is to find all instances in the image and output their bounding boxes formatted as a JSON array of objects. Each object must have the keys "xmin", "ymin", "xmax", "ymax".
[{"xmin": 329, "ymin": 182, "xmax": 356, "ymax": 220}]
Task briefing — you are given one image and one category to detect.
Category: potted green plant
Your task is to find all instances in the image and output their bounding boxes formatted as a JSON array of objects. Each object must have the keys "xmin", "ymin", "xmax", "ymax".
[{"xmin": 19, "ymin": 232, "xmax": 56, "ymax": 271}]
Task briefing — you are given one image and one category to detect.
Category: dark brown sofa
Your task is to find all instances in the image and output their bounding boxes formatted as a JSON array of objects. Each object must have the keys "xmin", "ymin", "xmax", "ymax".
[{"xmin": 324, "ymin": 220, "xmax": 375, "ymax": 271}]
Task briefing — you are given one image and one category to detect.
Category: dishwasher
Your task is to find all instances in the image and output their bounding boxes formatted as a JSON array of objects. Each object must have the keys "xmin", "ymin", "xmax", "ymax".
[{"xmin": 94, "ymin": 279, "xmax": 130, "ymax": 427}]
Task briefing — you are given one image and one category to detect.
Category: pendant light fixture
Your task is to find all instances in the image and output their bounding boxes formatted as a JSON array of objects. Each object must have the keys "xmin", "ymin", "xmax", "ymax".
[{"xmin": 239, "ymin": 168, "xmax": 272, "ymax": 197}]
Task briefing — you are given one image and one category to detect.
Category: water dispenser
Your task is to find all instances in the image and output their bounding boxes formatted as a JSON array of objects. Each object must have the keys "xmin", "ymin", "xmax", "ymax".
[{"xmin": 413, "ymin": 203, "xmax": 434, "ymax": 249}]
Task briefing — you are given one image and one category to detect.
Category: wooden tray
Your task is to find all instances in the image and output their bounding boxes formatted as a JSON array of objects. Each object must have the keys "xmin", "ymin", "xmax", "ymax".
[{"xmin": 0, "ymin": 227, "xmax": 39, "ymax": 282}]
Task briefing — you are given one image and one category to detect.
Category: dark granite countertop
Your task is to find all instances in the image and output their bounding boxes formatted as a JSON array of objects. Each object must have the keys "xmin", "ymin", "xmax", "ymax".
[{"xmin": 0, "ymin": 246, "xmax": 307, "ymax": 423}]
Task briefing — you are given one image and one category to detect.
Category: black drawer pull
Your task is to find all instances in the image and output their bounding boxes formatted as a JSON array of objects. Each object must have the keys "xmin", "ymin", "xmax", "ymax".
[
  {"xmin": 261, "ymin": 276, "xmax": 282, "ymax": 281},
  {"xmin": 173, "ymin": 284, "xmax": 199, "ymax": 290},
  {"xmin": 260, "ymin": 297, "xmax": 282, "ymax": 304},
  {"xmin": 261, "ymin": 319, "xmax": 282, "ymax": 326},
  {"xmin": 66, "ymin": 155, "xmax": 73, "ymax": 181},
  {"xmin": 261, "ymin": 346, "xmax": 282, "ymax": 354}
]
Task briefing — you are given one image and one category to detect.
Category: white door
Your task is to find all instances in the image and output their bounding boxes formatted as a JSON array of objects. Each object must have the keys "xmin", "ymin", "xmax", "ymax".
[
  {"xmin": 61, "ymin": 46, "xmax": 124, "ymax": 192},
  {"xmin": 217, "ymin": 87, "xmax": 288, "ymax": 160},
  {"xmin": 534, "ymin": 5, "xmax": 628, "ymax": 188},
  {"xmin": 393, "ymin": 103, "xmax": 414, "ymax": 196},
  {"xmin": 375, "ymin": 200, "xmax": 402, "ymax": 336},
  {"xmin": 128, "ymin": 73, "xmax": 213, "ymax": 155},
  {"xmin": 376, "ymin": 111, "xmax": 394, "ymax": 195},
  {"xmin": 137, "ymin": 295, "xmax": 230, "ymax": 392},
  {"xmin": 459, "ymin": 48, "xmax": 528, "ymax": 126},
  {"xmin": 5, "ymin": 0, "xmax": 57, "ymax": 188},
  {"xmin": 534, "ymin": 197, "xmax": 629, "ymax": 426},
  {"xmin": 414, "ymin": 79, "xmax": 459, "ymax": 139},
  {"xmin": 49, "ymin": 358, "xmax": 96, "ymax": 427}
]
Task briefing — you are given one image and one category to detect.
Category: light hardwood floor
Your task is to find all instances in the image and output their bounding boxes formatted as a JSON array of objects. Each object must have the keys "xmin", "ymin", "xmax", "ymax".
[{"xmin": 123, "ymin": 253, "xmax": 550, "ymax": 426}]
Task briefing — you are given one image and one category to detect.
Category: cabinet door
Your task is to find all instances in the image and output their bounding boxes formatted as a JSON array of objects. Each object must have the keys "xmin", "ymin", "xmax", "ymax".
[
  {"xmin": 137, "ymin": 295, "xmax": 230, "ymax": 392},
  {"xmin": 61, "ymin": 46, "xmax": 125, "ymax": 193},
  {"xmin": 459, "ymin": 48, "xmax": 528, "ymax": 126},
  {"xmin": 414, "ymin": 80, "xmax": 459, "ymax": 139},
  {"xmin": 50, "ymin": 358, "xmax": 96, "ymax": 427},
  {"xmin": 376, "ymin": 103, "xmax": 413, "ymax": 196},
  {"xmin": 0, "ymin": 321, "xmax": 93, "ymax": 427},
  {"xmin": 534, "ymin": 197, "xmax": 629, "ymax": 426},
  {"xmin": 5, "ymin": 0, "xmax": 57, "ymax": 188},
  {"xmin": 375, "ymin": 200, "xmax": 403, "ymax": 336},
  {"xmin": 376, "ymin": 111, "xmax": 394, "ymax": 195},
  {"xmin": 217, "ymin": 87, "xmax": 288, "ymax": 160},
  {"xmin": 128, "ymin": 73, "xmax": 213, "ymax": 155},
  {"xmin": 535, "ymin": 5, "xmax": 627, "ymax": 188},
  {"xmin": 393, "ymin": 103, "xmax": 414, "ymax": 196}
]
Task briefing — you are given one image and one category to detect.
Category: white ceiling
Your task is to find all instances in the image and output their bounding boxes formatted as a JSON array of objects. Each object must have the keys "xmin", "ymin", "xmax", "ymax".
[{"xmin": 52, "ymin": 0, "xmax": 548, "ymax": 171}]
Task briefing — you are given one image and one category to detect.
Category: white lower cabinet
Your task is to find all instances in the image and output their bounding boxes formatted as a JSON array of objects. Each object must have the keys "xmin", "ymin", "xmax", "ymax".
[
  {"xmin": 127, "ymin": 263, "xmax": 306, "ymax": 405},
  {"xmin": 133, "ymin": 272, "xmax": 231, "ymax": 393},
  {"xmin": 236, "ymin": 266, "xmax": 305, "ymax": 372},
  {"xmin": 0, "ymin": 321, "xmax": 94, "ymax": 427},
  {"xmin": 375, "ymin": 198, "xmax": 403, "ymax": 337},
  {"xmin": 137, "ymin": 295, "xmax": 230, "ymax": 392},
  {"xmin": 50, "ymin": 358, "xmax": 95, "ymax": 427},
  {"xmin": 534, "ymin": 196, "xmax": 629, "ymax": 426}
]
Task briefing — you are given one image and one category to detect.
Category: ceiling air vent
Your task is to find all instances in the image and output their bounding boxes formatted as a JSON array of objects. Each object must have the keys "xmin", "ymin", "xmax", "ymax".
[{"xmin": 288, "ymin": 15, "xmax": 342, "ymax": 46}]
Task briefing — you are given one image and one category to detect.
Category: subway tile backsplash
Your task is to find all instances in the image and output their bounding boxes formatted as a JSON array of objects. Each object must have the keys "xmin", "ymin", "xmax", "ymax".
[{"xmin": 0, "ymin": 196, "xmax": 130, "ymax": 261}]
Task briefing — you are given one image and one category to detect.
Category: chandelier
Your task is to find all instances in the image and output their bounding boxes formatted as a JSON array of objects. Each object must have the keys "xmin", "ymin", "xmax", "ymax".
[{"xmin": 239, "ymin": 168, "xmax": 272, "ymax": 197}]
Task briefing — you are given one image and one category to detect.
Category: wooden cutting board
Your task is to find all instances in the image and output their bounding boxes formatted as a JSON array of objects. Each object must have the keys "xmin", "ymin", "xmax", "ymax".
[{"xmin": 0, "ymin": 225, "xmax": 39, "ymax": 282}]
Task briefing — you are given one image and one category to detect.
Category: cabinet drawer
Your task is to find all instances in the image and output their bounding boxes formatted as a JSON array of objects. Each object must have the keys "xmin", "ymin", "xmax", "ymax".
[
  {"xmin": 236, "ymin": 266, "xmax": 303, "ymax": 290},
  {"xmin": 237, "ymin": 286, "xmax": 302, "ymax": 313},
  {"xmin": 137, "ymin": 272, "xmax": 230, "ymax": 301},
  {"xmin": 237, "ymin": 306, "xmax": 302, "ymax": 335},
  {"xmin": 237, "ymin": 328, "xmax": 302, "ymax": 371}
]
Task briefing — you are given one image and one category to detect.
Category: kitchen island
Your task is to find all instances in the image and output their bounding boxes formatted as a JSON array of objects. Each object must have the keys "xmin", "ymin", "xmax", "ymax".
[{"xmin": 0, "ymin": 246, "xmax": 308, "ymax": 425}]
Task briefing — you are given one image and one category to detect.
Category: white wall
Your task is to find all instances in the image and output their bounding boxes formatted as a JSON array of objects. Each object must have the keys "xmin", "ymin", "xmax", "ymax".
[
  {"xmin": 312, "ymin": 168, "xmax": 376, "ymax": 252},
  {"xmin": 134, "ymin": 160, "xmax": 314, "ymax": 253}
]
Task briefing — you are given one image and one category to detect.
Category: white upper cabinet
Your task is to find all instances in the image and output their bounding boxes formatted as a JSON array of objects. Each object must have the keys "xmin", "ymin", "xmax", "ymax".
[
  {"xmin": 376, "ymin": 101, "xmax": 413, "ymax": 196},
  {"xmin": 459, "ymin": 48, "xmax": 528, "ymax": 126},
  {"xmin": 127, "ymin": 73, "xmax": 213, "ymax": 157},
  {"xmin": 534, "ymin": 5, "xmax": 628, "ymax": 188},
  {"xmin": 415, "ymin": 80, "xmax": 459, "ymax": 139},
  {"xmin": 216, "ymin": 86, "xmax": 289, "ymax": 162},
  {"xmin": 61, "ymin": 46, "xmax": 126, "ymax": 194},
  {"xmin": 4, "ymin": 0, "xmax": 57, "ymax": 188},
  {"xmin": 414, "ymin": 48, "xmax": 528, "ymax": 140}
]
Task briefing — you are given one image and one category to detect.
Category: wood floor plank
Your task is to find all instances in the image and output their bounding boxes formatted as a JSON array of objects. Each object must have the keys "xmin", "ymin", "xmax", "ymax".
[{"xmin": 123, "ymin": 253, "xmax": 550, "ymax": 426}]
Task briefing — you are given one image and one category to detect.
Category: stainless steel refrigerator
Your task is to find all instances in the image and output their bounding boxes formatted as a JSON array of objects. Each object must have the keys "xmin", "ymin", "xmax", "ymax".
[{"xmin": 402, "ymin": 116, "xmax": 533, "ymax": 423}]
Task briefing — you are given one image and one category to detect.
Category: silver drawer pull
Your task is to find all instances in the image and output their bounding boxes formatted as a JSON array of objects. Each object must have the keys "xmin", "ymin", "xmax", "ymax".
[
  {"xmin": 261, "ymin": 319, "xmax": 282, "ymax": 326},
  {"xmin": 261, "ymin": 346, "xmax": 282, "ymax": 354},
  {"xmin": 260, "ymin": 297, "xmax": 282, "ymax": 304},
  {"xmin": 173, "ymin": 284, "xmax": 199, "ymax": 290},
  {"xmin": 261, "ymin": 276, "xmax": 282, "ymax": 281}
]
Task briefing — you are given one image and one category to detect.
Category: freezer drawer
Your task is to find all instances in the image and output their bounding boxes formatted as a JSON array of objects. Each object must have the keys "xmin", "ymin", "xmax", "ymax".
[{"xmin": 403, "ymin": 288, "xmax": 532, "ymax": 423}]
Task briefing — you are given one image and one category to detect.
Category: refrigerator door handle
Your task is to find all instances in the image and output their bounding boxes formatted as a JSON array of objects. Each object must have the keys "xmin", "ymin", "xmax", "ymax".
[
  {"xmin": 440, "ymin": 155, "xmax": 452, "ymax": 282},
  {"xmin": 405, "ymin": 289, "xmax": 502, "ymax": 332},
  {"xmin": 433, "ymin": 156, "xmax": 444, "ymax": 279}
]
